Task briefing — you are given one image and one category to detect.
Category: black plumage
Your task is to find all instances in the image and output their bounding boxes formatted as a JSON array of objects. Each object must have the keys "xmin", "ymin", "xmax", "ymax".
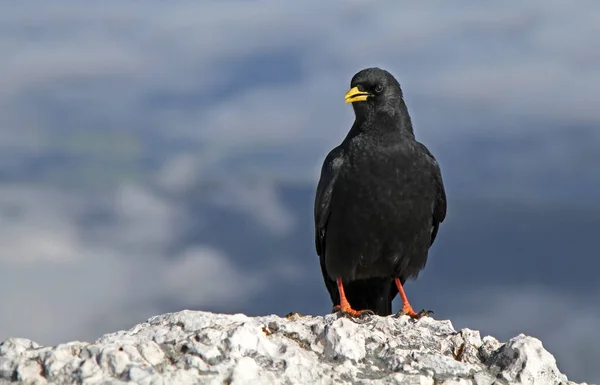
[{"xmin": 314, "ymin": 67, "xmax": 447, "ymax": 318}]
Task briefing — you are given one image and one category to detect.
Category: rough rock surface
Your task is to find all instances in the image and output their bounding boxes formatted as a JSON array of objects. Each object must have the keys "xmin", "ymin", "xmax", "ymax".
[{"xmin": 0, "ymin": 310, "xmax": 591, "ymax": 385}]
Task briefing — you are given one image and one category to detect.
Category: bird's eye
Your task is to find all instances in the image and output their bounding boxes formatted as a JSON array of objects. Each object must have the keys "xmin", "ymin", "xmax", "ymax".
[{"xmin": 374, "ymin": 84, "xmax": 383, "ymax": 93}]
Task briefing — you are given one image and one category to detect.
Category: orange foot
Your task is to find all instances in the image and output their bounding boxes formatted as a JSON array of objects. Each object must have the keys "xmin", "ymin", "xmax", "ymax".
[
  {"xmin": 394, "ymin": 277, "xmax": 433, "ymax": 319},
  {"xmin": 334, "ymin": 277, "xmax": 374, "ymax": 319},
  {"xmin": 333, "ymin": 304, "xmax": 374, "ymax": 318},
  {"xmin": 398, "ymin": 303, "xmax": 433, "ymax": 319}
]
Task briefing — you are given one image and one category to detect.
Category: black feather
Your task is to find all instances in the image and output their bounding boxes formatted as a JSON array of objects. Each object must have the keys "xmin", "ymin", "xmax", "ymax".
[{"xmin": 314, "ymin": 67, "xmax": 447, "ymax": 316}]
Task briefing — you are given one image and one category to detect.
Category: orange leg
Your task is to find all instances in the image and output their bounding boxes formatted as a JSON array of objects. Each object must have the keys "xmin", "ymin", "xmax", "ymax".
[
  {"xmin": 333, "ymin": 278, "xmax": 373, "ymax": 318},
  {"xmin": 394, "ymin": 278, "xmax": 432, "ymax": 319}
]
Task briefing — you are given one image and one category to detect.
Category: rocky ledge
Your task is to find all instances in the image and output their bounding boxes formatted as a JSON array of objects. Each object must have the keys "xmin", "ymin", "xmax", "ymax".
[{"xmin": 0, "ymin": 310, "xmax": 590, "ymax": 385}]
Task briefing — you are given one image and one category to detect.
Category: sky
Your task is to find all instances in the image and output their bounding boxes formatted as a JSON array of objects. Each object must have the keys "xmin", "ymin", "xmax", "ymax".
[{"xmin": 1, "ymin": 1, "xmax": 599, "ymax": 383}]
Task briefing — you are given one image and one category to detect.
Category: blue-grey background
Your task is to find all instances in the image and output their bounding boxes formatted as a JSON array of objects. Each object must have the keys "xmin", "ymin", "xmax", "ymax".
[{"xmin": 1, "ymin": 1, "xmax": 599, "ymax": 383}]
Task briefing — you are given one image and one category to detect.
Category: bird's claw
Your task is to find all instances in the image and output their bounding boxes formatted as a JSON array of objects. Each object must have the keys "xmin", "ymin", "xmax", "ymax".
[
  {"xmin": 414, "ymin": 309, "xmax": 434, "ymax": 318},
  {"xmin": 341, "ymin": 309, "xmax": 374, "ymax": 324},
  {"xmin": 395, "ymin": 308, "xmax": 433, "ymax": 319},
  {"xmin": 333, "ymin": 306, "xmax": 374, "ymax": 321},
  {"xmin": 355, "ymin": 309, "xmax": 375, "ymax": 319}
]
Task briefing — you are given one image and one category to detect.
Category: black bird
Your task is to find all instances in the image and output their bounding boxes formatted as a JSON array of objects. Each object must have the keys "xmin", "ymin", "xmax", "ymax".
[{"xmin": 314, "ymin": 67, "xmax": 447, "ymax": 318}]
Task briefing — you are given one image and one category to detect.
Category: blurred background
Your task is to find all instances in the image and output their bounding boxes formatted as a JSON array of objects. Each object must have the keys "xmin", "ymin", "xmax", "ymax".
[{"xmin": 1, "ymin": 1, "xmax": 599, "ymax": 383}]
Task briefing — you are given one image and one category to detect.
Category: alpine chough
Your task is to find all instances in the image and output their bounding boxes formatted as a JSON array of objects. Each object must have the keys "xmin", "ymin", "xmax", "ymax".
[{"xmin": 314, "ymin": 67, "xmax": 447, "ymax": 318}]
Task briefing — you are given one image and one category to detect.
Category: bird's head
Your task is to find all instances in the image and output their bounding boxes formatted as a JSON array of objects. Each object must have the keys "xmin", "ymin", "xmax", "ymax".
[{"xmin": 344, "ymin": 67, "xmax": 405, "ymax": 118}]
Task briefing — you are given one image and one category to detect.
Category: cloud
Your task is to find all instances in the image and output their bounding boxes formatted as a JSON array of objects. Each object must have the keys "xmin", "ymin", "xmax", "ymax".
[
  {"xmin": 1, "ymin": 1, "xmax": 599, "ymax": 154},
  {"xmin": 0, "ymin": 183, "xmax": 277, "ymax": 345},
  {"xmin": 0, "ymin": 187, "xmax": 81, "ymax": 265},
  {"xmin": 0, "ymin": 160, "xmax": 300, "ymax": 344},
  {"xmin": 208, "ymin": 179, "xmax": 296, "ymax": 237},
  {"xmin": 163, "ymin": 247, "xmax": 265, "ymax": 306},
  {"xmin": 153, "ymin": 154, "xmax": 297, "ymax": 237},
  {"xmin": 0, "ymin": 0, "xmax": 597, "ymax": 212}
]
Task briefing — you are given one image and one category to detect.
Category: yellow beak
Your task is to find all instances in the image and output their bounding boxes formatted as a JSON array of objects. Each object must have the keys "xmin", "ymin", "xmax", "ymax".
[{"xmin": 344, "ymin": 87, "xmax": 371, "ymax": 103}]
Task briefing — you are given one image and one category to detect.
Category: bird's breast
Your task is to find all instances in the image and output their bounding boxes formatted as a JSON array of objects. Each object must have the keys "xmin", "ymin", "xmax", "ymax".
[{"xmin": 335, "ymin": 144, "xmax": 435, "ymax": 220}]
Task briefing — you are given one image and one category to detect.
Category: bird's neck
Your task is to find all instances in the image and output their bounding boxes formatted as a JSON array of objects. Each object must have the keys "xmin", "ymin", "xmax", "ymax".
[{"xmin": 352, "ymin": 105, "xmax": 415, "ymax": 139}]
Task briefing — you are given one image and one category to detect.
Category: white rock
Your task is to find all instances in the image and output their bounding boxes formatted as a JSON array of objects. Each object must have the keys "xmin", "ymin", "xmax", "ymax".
[
  {"xmin": 487, "ymin": 334, "xmax": 581, "ymax": 385},
  {"xmin": 138, "ymin": 342, "xmax": 165, "ymax": 366},
  {"xmin": 228, "ymin": 356, "xmax": 265, "ymax": 385},
  {"xmin": 323, "ymin": 317, "xmax": 366, "ymax": 361},
  {"xmin": 0, "ymin": 310, "xmax": 590, "ymax": 385}
]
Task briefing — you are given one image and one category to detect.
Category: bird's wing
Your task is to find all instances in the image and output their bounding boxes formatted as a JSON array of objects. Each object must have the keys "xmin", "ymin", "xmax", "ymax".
[
  {"xmin": 314, "ymin": 146, "xmax": 344, "ymax": 256},
  {"xmin": 417, "ymin": 142, "xmax": 447, "ymax": 246},
  {"xmin": 314, "ymin": 146, "xmax": 344, "ymax": 303}
]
